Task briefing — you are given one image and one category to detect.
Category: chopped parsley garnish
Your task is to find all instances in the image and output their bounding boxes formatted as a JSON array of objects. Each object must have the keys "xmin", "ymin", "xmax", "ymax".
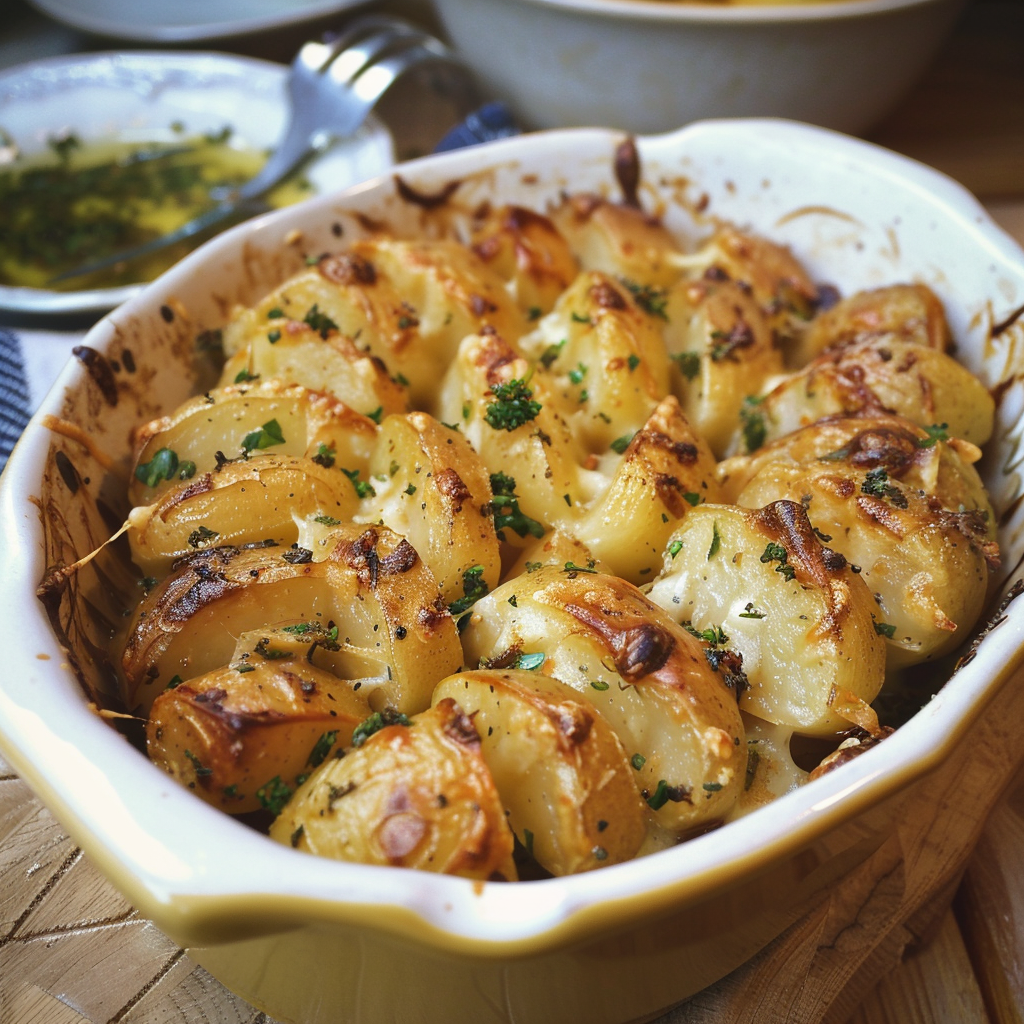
[
  {"xmin": 707, "ymin": 522, "xmax": 721, "ymax": 560},
  {"xmin": 307, "ymin": 730, "xmax": 339, "ymax": 768},
  {"xmin": 568, "ymin": 362, "xmax": 588, "ymax": 385},
  {"xmin": 738, "ymin": 603, "xmax": 765, "ymax": 619},
  {"xmin": 267, "ymin": 330, "xmax": 281, "ymax": 344},
  {"xmin": 590, "ymin": 679, "xmax": 610, "ymax": 691},
  {"xmin": 671, "ymin": 351, "xmax": 701, "ymax": 380},
  {"xmin": 488, "ymin": 472, "xmax": 545, "ymax": 539},
  {"xmin": 312, "ymin": 443, "xmax": 335, "ymax": 469},
  {"xmin": 404, "ymin": 483, "xmax": 417, "ymax": 495},
  {"xmin": 627, "ymin": 353, "xmax": 641, "ymax": 372},
  {"xmin": 539, "ymin": 340, "xmax": 565, "ymax": 369},
  {"xmin": 256, "ymin": 775, "xmax": 292, "ymax": 815},
  {"xmin": 621, "ymin": 279, "xmax": 669, "ymax": 320},
  {"xmin": 610, "ymin": 433, "xmax": 635, "ymax": 454},
  {"xmin": 267, "ymin": 306, "xmax": 285, "ymax": 320},
  {"xmin": 563, "ymin": 560, "xmax": 597, "ymax": 575},
  {"xmin": 290, "ymin": 826, "xmax": 304, "ymax": 847},
  {"xmin": 740, "ymin": 395, "xmax": 767, "ymax": 453},
  {"xmin": 684, "ymin": 622, "xmax": 729, "ymax": 646},
  {"xmin": 918, "ymin": 423, "xmax": 949, "ymax": 448},
  {"xmin": 646, "ymin": 780, "xmax": 671, "ymax": 811},
  {"xmin": 760, "ymin": 541, "xmax": 796, "ymax": 581},
  {"xmin": 484, "ymin": 378, "xmax": 542, "ymax": 431},
  {"xmin": 234, "ymin": 368, "xmax": 259, "ymax": 384},
  {"xmin": 341, "ymin": 467, "xmax": 375, "ymax": 498},
  {"xmin": 448, "ymin": 564, "xmax": 489, "ymax": 617},
  {"xmin": 702, "ymin": 781, "xmax": 723, "ymax": 792},
  {"xmin": 254, "ymin": 636, "xmax": 290, "ymax": 660},
  {"xmin": 366, "ymin": 406, "xmax": 383, "ymax": 424},
  {"xmin": 570, "ymin": 311, "xmax": 592, "ymax": 324},
  {"xmin": 188, "ymin": 525, "xmax": 219, "ymax": 548},
  {"xmin": 184, "ymin": 749, "xmax": 213, "ymax": 777},
  {"xmin": 668, "ymin": 540, "xmax": 683, "ymax": 559},
  {"xmin": 241, "ymin": 418, "xmax": 285, "ymax": 453},
  {"xmin": 630, "ymin": 753, "xmax": 646, "ymax": 771},
  {"xmin": 134, "ymin": 447, "xmax": 183, "ymax": 488},
  {"xmin": 314, "ymin": 514, "xmax": 341, "ymax": 526},
  {"xmin": 303, "ymin": 303, "xmax": 338, "ymax": 338},
  {"xmin": 861, "ymin": 468, "xmax": 909, "ymax": 508},
  {"xmin": 166, "ymin": 674, "xmax": 183, "ymax": 690},
  {"xmin": 873, "ymin": 619, "xmax": 897, "ymax": 639},
  {"xmin": 524, "ymin": 561, "xmax": 543, "ymax": 573},
  {"xmin": 516, "ymin": 651, "xmax": 546, "ymax": 671},
  {"xmin": 351, "ymin": 708, "xmax": 410, "ymax": 747},
  {"xmin": 684, "ymin": 492, "xmax": 702, "ymax": 507}
]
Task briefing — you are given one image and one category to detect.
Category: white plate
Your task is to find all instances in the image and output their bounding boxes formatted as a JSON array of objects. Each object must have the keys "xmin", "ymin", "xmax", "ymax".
[
  {"xmin": 0, "ymin": 51, "xmax": 394, "ymax": 316},
  {"xmin": 25, "ymin": 0, "xmax": 371, "ymax": 43}
]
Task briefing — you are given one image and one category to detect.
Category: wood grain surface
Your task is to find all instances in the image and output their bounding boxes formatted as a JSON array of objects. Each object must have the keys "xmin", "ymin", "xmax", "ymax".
[{"xmin": 1, "ymin": 1, "xmax": 1023, "ymax": 1022}]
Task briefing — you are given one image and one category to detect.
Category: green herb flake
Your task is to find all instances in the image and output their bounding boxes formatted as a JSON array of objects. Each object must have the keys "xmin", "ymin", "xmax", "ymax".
[
  {"xmin": 861, "ymin": 467, "xmax": 909, "ymax": 509},
  {"xmin": 568, "ymin": 362, "xmax": 588, "ymax": 385},
  {"xmin": 290, "ymin": 825, "xmax": 305, "ymax": 847},
  {"xmin": 539, "ymin": 340, "xmax": 565, "ymax": 369},
  {"xmin": 738, "ymin": 602, "xmax": 765, "ymax": 619},
  {"xmin": 684, "ymin": 492, "xmax": 702, "ymax": 507},
  {"xmin": 508, "ymin": 594, "xmax": 518, "ymax": 608},
  {"xmin": 314, "ymin": 514, "xmax": 341, "ymax": 526},
  {"xmin": 188, "ymin": 525, "xmax": 219, "ymax": 549},
  {"xmin": 241, "ymin": 418, "xmax": 285, "ymax": 453},
  {"xmin": 351, "ymin": 709, "xmax": 410, "ymax": 748},
  {"xmin": 918, "ymin": 423, "xmax": 949, "ymax": 448},
  {"xmin": 516, "ymin": 652, "xmax": 545, "ymax": 671},
  {"xmin": 563, "ymin": 560, "xmax": 597, "ymax": 574},
  {"xmin": 620, "ymin": 279, "xmax": 669, "ymax": 320},
  {"xmin": 631, "ymin": 753, "xmax": 646, "ymax": 771},
  {"xmin": 590, "ymin": 679, "xmax": 610, "ymax": 691},
  {"xmin": 627, "ymin": 353, "xmax": 640, "ymax": 372},
  {"xmin": 647, "ymin": 780, "xmax": 671, "ymax": 811},
  {"xmin": 740, "ymin": 395, "xmax": 767, "ymax": 453},
  {"xmin": 524, "ymin": 561, "xmax": 543, "ymax": 573},
  {"xmin": 484, "ymin": 378, "xmax": 542, "ymax": 431},
  {"xmin": 234, "ymin": 368, "xmax": 259, "ymax": 384},
  {"xmin": 610, "ymin": 433, "xmax": 635, "ymax": 455},
  {"xmin": 256, "ymin": 775, "xmax": 293, "ymax": 815},
  {"xmin": 404, "ymin": 483, "xmax": 417, "ymax": 496},
  {"xmin": 184, "ymin": 749, "xmax": 213, "ymax": 777},
  {"xmin": 760, "ymin": 541, "xmax": 796, "ymax": 581},
  {"xmin": 707, "ymin": 522, "xmax": 721, "ymax": 560},
  {"xmin": 303, "ymin": 303, "xmax": 338, "ymax": 338},
  {"xmin": 570, "ymin": 311, "xmax": 592, "ymax": 324},
  {"xmin": 341, "ymin": 467, "xmax": 376, "ymax": 499},
  {"xmin": 669, "ymin": 539, "xmax": 683, "ymax": 559},
  {"xmin": 448, "ymin": 564, "xmax": 489, "ymax": 617},
  {"xmin": 487, "ymin": 471, "xmax": 545, "ymax": 540},
  {"xmin": 312, "ymin": 443, "xmax": 335, "ymax": 469},
  {"xmin": 523, "ymin": 828, "xmax": 535, "ymax": 858},
  {"xmin": 267, "ymin": 329, "xmax": 281, "ymax": 344},
  {"xmin": 366, "ymin": 406, "xmax": 383, "ymax": 424},
  {"xmin": 165, "ymin": 674, "xmax": 183, "ymax": 690},
  {"xmin": 671, "ymin": 351, "xmax": 701, "ymax": 380},
  {"xmin": 702, "ymin": 781, "xmax": 723, "ymax": 793},
  {"xmin": 307, "ymin": 730, "xmax": 339, "ymax": 768},
  {"xmin": 266, "ymin": 306, "xmax": 284, "ymax": 319},
  {"xmin": 873, "ymin": 619, "xmax": 897, "ymax": 639},
  {"xmin": 135, "ymin": 447, "xmax": 180, "ymax": 488}
]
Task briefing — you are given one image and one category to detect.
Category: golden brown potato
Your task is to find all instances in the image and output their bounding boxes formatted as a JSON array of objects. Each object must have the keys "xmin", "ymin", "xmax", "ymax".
[
  {"xmin": 550, "ymin": 193, "xmax": 684, "ymax": 287},
  {"xmin": 460, "ymin": 568, "xmax": 746, "ymax": 832},
  {"xmin": 437, "ymin": 331, "xmax": 586, "ymax": 536},
  {"xmin": 574, "ymin": 396, "xmax": 721, "ymax": 583},
  {"xmin": 520, "ymin": 270, "xmax": 673, "ymax": 452},
  {"xmin": 127, "ymin": 454, "xmax": 359, "ymax": 578},
  {"xmin": 799, "ymin": 283, "xmax": 951, "ymax": 364},
  {"xmin": 646, "ymin": 501, "xmax": 887, "ymax": 736},
  {"xmin": 120, "ymin": 523, "xmax": 461, "ymax": 716},
  {"xmin": 663, "ymin": 276, "xmax": 784, "ymax": 456},
  {"xmin": 366, "ymin": 412, "xmax": 501, "ymax": 605},
  {"xmin": 219, "ymin": 328, "xmax": 408, "ymax": 420},
  {"xmin": 147, "ymin": 630, "xmax": 370, "ymax": 814},
  {"xmin": 719, "ymin": 418, "xmax": 998, "ymax": 668},
  {"xmin": 433, "ymin": 669, "xmax": 646, "ymax": 875},
  {"xmin": 223, "ymin": 240, "xmax": 526, "ymax": 411},
  {"xmin": 728, "ymin": 336, "xmax": 995, "ymax": 454},
  {"xmin": 269, "ymin": 698, "xmax": 517, "ymax": 881},
  {"xmin": 129, "ymin": 380, "xmax": 377, "ymax": 506},
  {"xmin": 469, "ymin": 204, "xmax": 579, "ymax": 316}
]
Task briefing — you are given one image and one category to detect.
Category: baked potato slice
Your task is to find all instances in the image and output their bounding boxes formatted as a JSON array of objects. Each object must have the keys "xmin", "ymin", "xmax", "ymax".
[
  {"xmin": 520, "ymin": 270, "xmax": 672, "ymax": 452},
  {"xmin": 127, "ymin": 454, "xmax": 359, "ymax": 578},
  {"xmin": 269, "ymin": 697, "xmax": 517, "ymax": 881},
  {"xmin": 729, "ymin": 335, "xmax": 994, "ymax": 454},
  {"xmin": 433, "ymin": 669, "xmax": 646, "ymax": 875},
  {"xmin": 721, "ymin": 418, "xmax": 998, "ymax": 668},
  {"xmin": 469, "ymin": 204, "xmax": 579, "ymax": 316},
  {"xmin": 663, "ymin": 276, "xmax": 784, "ymax": 456},
  {"xmin": 366, "ymin": 412, "xmax": 501, "ymax": 605},
  {"xmin": 798, "ymin": 283, "xmax": 952, "ymax": 364},
  {"xmin": 120, "ymin": 523, "xmax": 460, "ymax": 716},
  {"xmin": 219, "ymin": 328, "xmax": 407, "ymax": 420},
  {"xmin": 129, "ymin": 380, "xmax": 377, "ymax": 506},
  {"xmin": 460, "ymin": 568, "xmax": 746, "ymax": 832},
  {"xmin": 147, "ymin": 630, "xmax": 370, "ymax": 814},
  {"xmin": 574, "ymin": 396, "xmax": 721, "ymax": 583},
  {"xmin": 646, "ymin": 501, "xmax": 886, "ymax": 735}
]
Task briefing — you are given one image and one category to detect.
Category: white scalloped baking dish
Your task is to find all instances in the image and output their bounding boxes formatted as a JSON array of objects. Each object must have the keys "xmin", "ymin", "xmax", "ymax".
[{"xmin": 2, "ymin": 119, "xmax": 1023, "ymax": 1024}]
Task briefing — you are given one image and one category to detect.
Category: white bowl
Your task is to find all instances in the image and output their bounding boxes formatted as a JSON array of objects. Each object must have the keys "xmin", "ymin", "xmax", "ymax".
[
  {"xmin": 430, "ymin": 0, "xmax": 965, "ymax": 135},
  {"xmin": 2, "ymin": 119, "xmax": 1024, "ymax": 1024}
]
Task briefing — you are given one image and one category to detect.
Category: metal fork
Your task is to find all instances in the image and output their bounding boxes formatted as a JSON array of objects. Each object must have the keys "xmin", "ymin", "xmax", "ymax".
[{"xmin": 52, "ymin": 17, "xmax": 476, "ymax": 284}]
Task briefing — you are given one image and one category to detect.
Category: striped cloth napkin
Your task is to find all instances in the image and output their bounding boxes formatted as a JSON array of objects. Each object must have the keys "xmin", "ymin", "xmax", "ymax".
[{"xmin": 0, "ymin": 102, "xmax": 520, "ymax": 474}]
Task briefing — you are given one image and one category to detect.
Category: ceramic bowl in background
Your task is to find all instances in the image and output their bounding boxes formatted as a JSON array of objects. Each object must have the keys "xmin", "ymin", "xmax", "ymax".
[
  {"xmin": 429, "ymin": 0, "xmax": 965, "ymax": 135},
  {"xmin": 1, "ymin": 120, "xmax": 1024, "ymax": 1024}
]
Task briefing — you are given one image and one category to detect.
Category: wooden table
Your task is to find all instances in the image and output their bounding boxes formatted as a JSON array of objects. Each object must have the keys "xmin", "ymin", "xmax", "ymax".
[{"xmin": 2, "ymin": 1, "xmax": 1023, "ymax": 1022}]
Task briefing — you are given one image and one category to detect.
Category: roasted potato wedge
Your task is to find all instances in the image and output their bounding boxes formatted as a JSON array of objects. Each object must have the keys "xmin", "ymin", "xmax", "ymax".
[
  {"xmin": 120, "ymin": 523, "xmax": 460, "ymax": 716},
  {"xmin": 646, "ymin": 501, "xmax": 887, "ymax": 735},
  {"xmin": 147, "ymin": 631, "xmax": 370, "ymax": 814},
  {"xmin": 366, "ymin": 412, "xmax": 501, "ymax": 605},
  {"xmin": 269, "ymin": 698, "xmax": 517, "ymax": 881},
  {"xmin": 129, "ymin": 380, "xmax": 377, "ymax": 506},
  {"xmin": 433, "ymin": 669, "xmax": 646, "ymax": 875},
  {"xmin": 127, "ymin": 454, "xmax": 359, "ymax": 578},
  {"xmin": 460, "ymin": 568, "xmax": 746, "ymax": 832}
]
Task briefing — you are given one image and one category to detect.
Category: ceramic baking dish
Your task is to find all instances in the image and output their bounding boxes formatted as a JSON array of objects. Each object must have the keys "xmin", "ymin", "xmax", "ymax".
[{"xmin": 2, "ymin": 119, "xmax": 1023, "ymax": 1024}]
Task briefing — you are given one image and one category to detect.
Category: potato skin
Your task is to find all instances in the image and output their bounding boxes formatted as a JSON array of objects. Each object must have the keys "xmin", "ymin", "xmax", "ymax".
[
  {"xmin": 269, "ymin": 698, "xmax": 517, "ymax": 881},
  {"xmin": 460, "ymin": 568, "xmax": 746, "ymax": 832},
  {"xmin": 433, "ymin": 669, "xmax": 647, "ymax": 876},
  {"xmin": 148, "ymin": 649, "xmax": 369, "ymax": 814}
]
